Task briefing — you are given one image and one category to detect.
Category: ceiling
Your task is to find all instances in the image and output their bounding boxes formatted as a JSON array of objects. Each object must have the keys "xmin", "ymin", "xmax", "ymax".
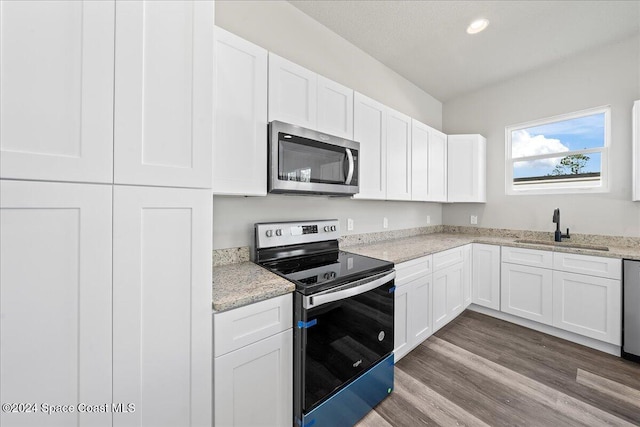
[{"xmin": 288, "ymin": 1, "xmax": 640, "ymax": 102}]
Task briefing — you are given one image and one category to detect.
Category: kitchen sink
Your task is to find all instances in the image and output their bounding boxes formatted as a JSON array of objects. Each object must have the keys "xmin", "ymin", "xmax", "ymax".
[{"xmin": 514, "ymin": 239, "xmax": 609, "ymax": 251}]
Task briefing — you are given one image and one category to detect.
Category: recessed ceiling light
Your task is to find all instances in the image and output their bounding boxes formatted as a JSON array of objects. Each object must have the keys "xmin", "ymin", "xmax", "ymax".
[{"xmin": 467, "ymin": 18, "xmax": 489, "ymax": 34}]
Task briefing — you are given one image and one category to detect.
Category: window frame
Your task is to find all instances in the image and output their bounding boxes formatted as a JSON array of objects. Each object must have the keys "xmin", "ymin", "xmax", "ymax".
[{"xmin": 505, "ymin": 105, "xmax": 611, "ymax": 196}]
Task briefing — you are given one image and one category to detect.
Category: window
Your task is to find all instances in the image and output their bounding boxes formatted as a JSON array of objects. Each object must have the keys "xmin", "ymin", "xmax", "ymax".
[{"xmin": 505, "ymin": 106, "xmax": 610, "ymax": 195}]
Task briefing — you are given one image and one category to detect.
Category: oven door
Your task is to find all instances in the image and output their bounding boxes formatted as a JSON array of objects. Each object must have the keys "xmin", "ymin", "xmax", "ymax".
[
  {"xmin": 294, "ymin": 270, "xmax": 395, "ymax": 418},
  {"xmin": 268, "ymin": 121, "xmax": 359, "ymax": 195}
]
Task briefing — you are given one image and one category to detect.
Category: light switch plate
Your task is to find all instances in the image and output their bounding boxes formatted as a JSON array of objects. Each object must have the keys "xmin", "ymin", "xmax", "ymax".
[
  {"xmin": 347, "ymin": 218, "xmax": 354, "ymax": 231},
  {"xmin": 470, "ymin": 215, "xmax": 478, "ymax": 225},
  {"xmin": 383, "ymin": 217, "xmax": 388, "ymax": 228}
]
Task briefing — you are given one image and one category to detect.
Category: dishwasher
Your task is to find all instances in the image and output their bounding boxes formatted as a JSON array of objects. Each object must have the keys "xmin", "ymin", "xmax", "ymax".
[{"xmin": 623, "ymin": 260, "xmax": 640, "ymax": 362}]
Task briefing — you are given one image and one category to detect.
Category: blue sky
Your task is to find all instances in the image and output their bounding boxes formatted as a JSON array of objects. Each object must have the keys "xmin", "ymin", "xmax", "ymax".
[{"xmin": 512, "ymin": 112, "xmax": 605, "ymax": 179}]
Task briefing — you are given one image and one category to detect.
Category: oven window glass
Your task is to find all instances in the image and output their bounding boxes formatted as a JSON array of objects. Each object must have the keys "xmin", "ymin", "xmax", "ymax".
[
  {"xmin": 278, "ymin": 134, "xmax": 357, "ymax": 185},
  {"xmin": 302, "ymin": 281, "xmax": 394, "ymax": 412}
]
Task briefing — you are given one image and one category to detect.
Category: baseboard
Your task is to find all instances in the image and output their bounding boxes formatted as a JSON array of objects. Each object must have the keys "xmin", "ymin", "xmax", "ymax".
[{"xmin": 467, "ymin": 304, "xmax": 621, "ymax": 357}]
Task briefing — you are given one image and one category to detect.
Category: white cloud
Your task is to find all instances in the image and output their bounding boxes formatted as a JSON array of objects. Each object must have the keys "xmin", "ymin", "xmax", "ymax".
[{"xmin": 512, "ymin": 129, "xmax": 569, "ymax": 168}]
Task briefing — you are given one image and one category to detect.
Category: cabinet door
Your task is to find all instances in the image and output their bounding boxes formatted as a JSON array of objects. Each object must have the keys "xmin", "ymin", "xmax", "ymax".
[
  {"xmin": 113, "ymin": 186, "xmax": 212, "ymax": 427},
  {"xmin": 411, "ymin": 119, "xmax": 429, "ymax": 201},
  {"xmin": 432, "ymin": 263, "xmax": 464, "ymax": 332},
  {"xmin": 353, "ymin": 92, "xmax": 387, "ymax": 200},
  {"xmin": 410, "ymin": 274, "xmax": 433, "ymax": 344},
  {"xmin": 463, "ymin": 244, "xmax": 472, "ymax": 308},
  {"xmin": 386, "ymin": 109, "xmax": 412, "ymax": 200},
  {"xmin": 268, "ymin": 53, "xmax": 317, "ymax": 129},
  {"xmin": 472, "ymin": 244, "xmax": 501, "ymax": 310},
  {"xmin": 394, "ymin": 283, "xmax": 411, "ymax": 362},
  {"xmin": 427, "ymin": 128, "xmax": 448, "ymax": 202},
  {"xmin": 1, "ymin": 181, "xmax": 112, "ymax": 427},
  {"xmin": 552, "ymin": 272, "xmax": 621, "ymax": 345},
  {"xmin": 114, "ymin": 0, "xmax": 214, "ymax": 188},
  {"xmin": 501, "ymin": 263, "xmax": 552, "ymax": 325},
  {"xmin": 213, "ymin": 27, "xmax": 267, "ymax": 196},
  {"xmin": 317, "ymin": 75, "xmax": 354, "ymax": 139},
  {"xmin": 633, "ymin": 100, "xmax": 640, "ymax": 201},
  {"xmin": 447, "ymin": 134, "xmax": 486, "ymax": 202},
  {"xmin": 0, "ymin": 1, "xmax": 114, "ymax": 183},
  {"xmin": 215, "ymin": 330, "xmax": 293, "ymax": 427}
]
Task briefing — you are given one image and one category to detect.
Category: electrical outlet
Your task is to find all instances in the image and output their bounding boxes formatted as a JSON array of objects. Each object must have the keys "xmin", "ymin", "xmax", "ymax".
[
  {"xmin": 426, "ymin": 215, "xmax": 431, "ymax": 224},
  {"xmin": 383, "ymin": 217, "xmax": 388, "ymax": 229},
  {"xmin": 470, "ymin": 215, "xmax": 478, "ymax": 225},
  {"xmin": 347, "ymin": 218, "xmax": 354, "ymax": 231}
]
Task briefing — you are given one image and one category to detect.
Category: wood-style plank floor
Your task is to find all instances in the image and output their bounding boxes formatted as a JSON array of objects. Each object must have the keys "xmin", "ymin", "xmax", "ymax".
[{"xmin": 357, "ymin": 310, "xmax": 640, "ymax": 426}]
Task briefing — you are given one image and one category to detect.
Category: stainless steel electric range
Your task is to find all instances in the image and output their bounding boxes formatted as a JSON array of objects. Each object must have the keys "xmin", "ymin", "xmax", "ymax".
[{"xmin": 254, "ymin": 219, "xmax": 395, "ymax": 427}]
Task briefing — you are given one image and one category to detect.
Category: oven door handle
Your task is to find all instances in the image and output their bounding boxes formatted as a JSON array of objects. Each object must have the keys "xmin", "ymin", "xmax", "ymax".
[
  {"xmin": 344, "ymin": 148, "xmax": 354, "ymax": 185},
  {"xmin": 303, "ymin": 270, "xmax": 395, "ymax": 309}
]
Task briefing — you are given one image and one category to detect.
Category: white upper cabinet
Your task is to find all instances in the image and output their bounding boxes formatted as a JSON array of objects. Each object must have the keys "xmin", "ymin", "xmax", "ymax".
[
  {"xmin": 1, "ymin": 181, "xmax": 112, "ymax": 427},
  {"xmin": 632, "ymin": 100, "xmax": 639, "ymax": 201},
  {"xmin": 317, "ymin": 75, "xmax": 354, "ymax": 139},
  {"xmin": 386, "ymin": 108, "xmax": 412, "ymax": 200},
  {"xmin": 0, "ymin": 1, "xmax": 115, "ymax": 184},
  {"xmin": 427, "ymin": 128, "xmax": 448, "ymax": 202},
  {"xmin": 213, "ymin": 27, "xmax": 268, "ymax": 196},
  {"xmin": 411, "ymin": 120, "xmax": 430, "ymax": 201},
  {"xmin": 114, "ymin": 0, "xmax": 213, "ymax": 188},
  {"xmin": 268, "ymin": 53, "xmax": 317, "ymax": 129},
  {"xmin": 411, "ymin": 119, "xmax": 447, "ymax": 202},
  {"xmin": 447, "ymin": 134, "xmax": 486, "ymax": 202},
  {"xmin": 353, "ymin": 92, "xmax": 387, "ymax": 200}
]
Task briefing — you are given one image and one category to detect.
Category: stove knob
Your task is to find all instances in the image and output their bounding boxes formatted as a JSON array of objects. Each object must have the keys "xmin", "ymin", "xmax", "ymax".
[
  {"xmin": 275, "ymin": 229, "xmax": 282, "ymax": 236},
  {"xmin": 324, "ymin": 272, "xmax": 336, "ymax": 280},
  {"xmin": 330, "ymin": 225, "xmax": 337, "ymax": 232},
  {"xmin": 265, "ymin": 230, "xmax": 273, "ymax": 237},
  {"xmin": 324, "ymin": 226, "xmax": 330, "ymax": 232}
]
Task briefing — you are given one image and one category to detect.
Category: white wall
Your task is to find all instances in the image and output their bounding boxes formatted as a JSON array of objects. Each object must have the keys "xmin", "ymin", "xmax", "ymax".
[
  {"xmin": 442, "ymin": 36, "xmax": 640, "ymax": 237},
  {"xmin": 213, "ymin": 0, "xmax": 444, "ymax": 250},
  {"xmin": 212, "ymin": 195, "xmax": 442, "ymax": 249},
  {"xmin": 215, "ymin": 0, "xmax": 442, "ymax": 128}
]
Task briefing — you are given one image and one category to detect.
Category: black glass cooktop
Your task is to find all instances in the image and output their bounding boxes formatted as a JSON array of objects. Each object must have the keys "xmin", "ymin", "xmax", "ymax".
[{"xmin": 260, "ymin": 250, "xmax": 393, "ymax": 295}]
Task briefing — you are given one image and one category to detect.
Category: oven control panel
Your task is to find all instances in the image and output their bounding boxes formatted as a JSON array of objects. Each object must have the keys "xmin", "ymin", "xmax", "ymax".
[{"xmin": 255, "ymin": 219, "xmax": 340, "ymax": 249}]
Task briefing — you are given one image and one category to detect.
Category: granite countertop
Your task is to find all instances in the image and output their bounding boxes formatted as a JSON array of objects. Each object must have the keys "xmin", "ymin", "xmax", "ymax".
[
  {"xmin": 212, "ymin": 229, "xmax": 640, "ymax": 312},
  {"xmin": 345, "ymin": 232, "xmax": 640, "ymax": 264},
  {"xmin": 212, "ymin": 261, "xmax": 294, "ymax": 312}
]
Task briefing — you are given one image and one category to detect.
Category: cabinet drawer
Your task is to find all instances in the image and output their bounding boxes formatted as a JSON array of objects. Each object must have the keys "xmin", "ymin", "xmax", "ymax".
[
  {"xmin": 396, "ymin": 255, "xmax": 432, "ymax": 286},
  {"xmin": 213, "ymin": 294, "xmax": 292, "ymax": 357},
  {"xmin": 433, "ymin": 246, "xmax": 465, "ymax": 271},
  {"xmin": 553, "ymin": 252, "xmax": 621, "ymax": 280},
  {"xmin": 502, "ymin": 246, "xmax": 553, "ymax": 268}
]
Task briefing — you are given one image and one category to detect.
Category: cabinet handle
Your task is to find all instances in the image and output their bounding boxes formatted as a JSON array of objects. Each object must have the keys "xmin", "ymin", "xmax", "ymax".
[{"xmin": 345, "ymin": 148, "xmax": 354, "ymax": 185}]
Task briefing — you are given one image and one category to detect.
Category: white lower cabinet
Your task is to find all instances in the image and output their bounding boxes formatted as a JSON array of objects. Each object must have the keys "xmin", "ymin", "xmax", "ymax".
[
  {"xmin": 213, "ymin": 294, "xmax": 293, "ymax": 427},
  {"xmin": 432, "ymin": 259, "xmax": 465, "ymax": 333},
  {"xmin": 0, "ymin": 180, "xmax": 112, "ymax": 427},
  {"xmin": 394, "ymin": 256, "xmax": 432, "ymax": 362},
  {"xmin": 552, "ymin": 272, "xmax": 621, "ymax": 345},
  {"xmin": 472, "ymin": 244, "xmax": 501, "ymax": 310},
  {"xmin": 113, "ymin": 185, "xmax": 212, "ymax": 427},
  {"xmin": 215, "ymin": 330, "xmax": 293, "ymax": 427},
  {"xmin": 463, "ymin": 244, "xmax": 472, "ymax": 308},
  {"xmin": 501, "ymin": 262, "xmax": 553, "ymax": 325},
  {"xmin": 394, "ymin": 274, "xmax": 433, "ymax": 362}
]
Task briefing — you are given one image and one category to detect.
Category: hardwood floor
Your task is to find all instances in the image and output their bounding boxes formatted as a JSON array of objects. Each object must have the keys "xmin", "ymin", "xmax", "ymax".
[{"xmin": 357, "ymin": 310, "xmax": 640, "ymax": 426}]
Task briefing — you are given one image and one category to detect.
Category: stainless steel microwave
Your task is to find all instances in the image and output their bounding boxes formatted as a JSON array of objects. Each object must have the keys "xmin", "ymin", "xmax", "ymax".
[{"xmin": 268, "ymin": 121, "xmax": 359, "ymax": 196}]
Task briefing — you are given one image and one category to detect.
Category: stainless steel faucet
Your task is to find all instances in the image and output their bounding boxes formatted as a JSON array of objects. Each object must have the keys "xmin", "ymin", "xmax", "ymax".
[{"xmin": 552, "ymin": 208, "xmax": 570, "ymax": 242}]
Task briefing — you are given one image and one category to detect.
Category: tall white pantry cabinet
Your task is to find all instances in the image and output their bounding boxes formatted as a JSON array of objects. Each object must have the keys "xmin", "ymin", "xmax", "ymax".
[{"xmin": 0, "ymin": 2, "xmax": 214, "ymax": 427}]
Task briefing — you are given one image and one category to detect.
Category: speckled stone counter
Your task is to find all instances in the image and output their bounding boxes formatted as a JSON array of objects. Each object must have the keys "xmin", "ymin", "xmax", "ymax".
[
  {"xmin": 212, "ymin": 261, "xmax": 294, "ymax": 312},
  {"xmin": 344, "ymin": 232, "xmax": 640, "ymax": 264},
  {"xmin": 212, "ymin": 229, "xmax": 640, "ymax": 311}
]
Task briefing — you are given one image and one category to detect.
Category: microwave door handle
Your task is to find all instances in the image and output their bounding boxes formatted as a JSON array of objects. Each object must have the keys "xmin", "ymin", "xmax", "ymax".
[
  {"xmin": 303, "ymin": 270, "xmax": 395, "ymax": 309},
  {"xmin": 344, "ymin": 148, "xmax": 354, "ymax": 185}
]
